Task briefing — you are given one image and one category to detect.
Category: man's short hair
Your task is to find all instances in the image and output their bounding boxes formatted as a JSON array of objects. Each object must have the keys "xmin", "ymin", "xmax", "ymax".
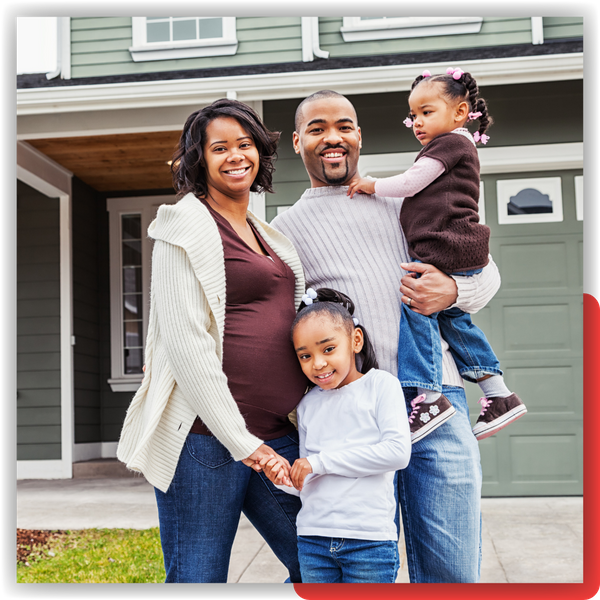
[{"xmin": 294, "ymin": 90, "xmax": 352, "ymax": 132}]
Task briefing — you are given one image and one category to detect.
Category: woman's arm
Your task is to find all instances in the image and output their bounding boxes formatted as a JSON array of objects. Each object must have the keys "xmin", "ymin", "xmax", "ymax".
[{"xmin": 152, "ymin": 240, "xmax": 264, "ymax": 462}]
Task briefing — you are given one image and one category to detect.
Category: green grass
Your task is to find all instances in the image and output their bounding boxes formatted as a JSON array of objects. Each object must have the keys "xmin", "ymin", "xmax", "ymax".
[{"xmin": 17, "ymin": 528, "xmax": 165, "ymax": 583}]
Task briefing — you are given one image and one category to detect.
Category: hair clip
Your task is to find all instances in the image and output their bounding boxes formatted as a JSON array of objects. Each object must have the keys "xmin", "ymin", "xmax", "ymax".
[
  {"xmin": 473, "ymin": 132, "xmax": 490, "ymax": 145},
  {"xmin": 421, "ymin": 70, "xmax": 431, "ymax": 78},
  {"xmin": 468, "ymin": 111, "xmax": 482, "ymax": 122},
  {"xmin": 301, "ymin": 288, "xmax": 318, "ymax": 305},
  {"xmin": 352, "ymin": 317, "xmax": 359, "ymax": 327},
  {"xmin": 403, "ymin": 117, "xmax": 414, "ymax": 128},
  {"xmin": 447, "ymin": 66, "xmax": 464, "ymax": 80}
]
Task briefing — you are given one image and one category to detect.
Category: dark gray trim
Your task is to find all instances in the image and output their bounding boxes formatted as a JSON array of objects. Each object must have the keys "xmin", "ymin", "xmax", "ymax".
[{"xmin": 17, "ymin": 39, "xmax": 582, "ymax": 89}]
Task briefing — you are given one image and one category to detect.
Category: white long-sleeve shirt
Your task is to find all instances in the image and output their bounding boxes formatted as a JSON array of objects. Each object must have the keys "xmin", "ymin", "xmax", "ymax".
[{"xmin": 278, "ymin": 369, "xmax": 411, "ymax": 541}]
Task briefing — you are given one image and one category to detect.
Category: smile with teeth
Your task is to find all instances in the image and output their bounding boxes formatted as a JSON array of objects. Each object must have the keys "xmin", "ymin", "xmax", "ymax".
[
  {"xmin": 224, "ymin": 166, "xmax": 250, "ymax": 175},
  {"xmin": 316, "ymin": 371, "xmax": 334, "ymax": 380},
  {"xmin": 321, "ymin": 150, "xmax": 346, "ymax": 161}
]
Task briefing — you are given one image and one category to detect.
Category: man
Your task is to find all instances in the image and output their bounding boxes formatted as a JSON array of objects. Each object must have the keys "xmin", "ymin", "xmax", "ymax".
[{"xmin": 271, "ymin": 90, "xmax": 500, "ymax": 583}]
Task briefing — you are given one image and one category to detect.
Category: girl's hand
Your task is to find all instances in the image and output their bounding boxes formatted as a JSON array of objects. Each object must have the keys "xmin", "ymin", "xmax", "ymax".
[
  {"xmin": 290, "ymin": 458, "xmax": 313, "ymax": 491},
  {"xmin": 347, "ymin": 177, "xmax": 376, "ymax": 198},
  {"xmin": 259, "ymin": 456, "xmax": 293, "ymax": 487}
]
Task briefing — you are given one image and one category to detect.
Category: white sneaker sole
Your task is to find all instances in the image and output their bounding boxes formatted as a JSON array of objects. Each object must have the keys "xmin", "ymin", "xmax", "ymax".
[
  {"xmin": 411, "ymin": 406, "xmax": 457, "ymax": 444},
  {"xmin": 472, "ymin": 405, "xmax": 528, "ymax": 441}
]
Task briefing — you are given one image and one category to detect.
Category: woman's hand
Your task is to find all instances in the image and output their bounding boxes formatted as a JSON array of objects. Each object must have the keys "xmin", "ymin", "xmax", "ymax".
[
  {"xmin": 400, "ymin": 262, "xmax": 458, "ymax": 316},
  {"xmin": 242, "ymin": 444, "xmax": 291, "ymax": 474},
  {"xmin": 290, "ymin": 458, "xmax": 313, "ymax": 491},
  {"xmin": 347, "ymin": 177, "xmax": 376, "ymax": 198},
  {"xmin": 259, "ymin": 456, "xmax": 293, "ymax": 487}
]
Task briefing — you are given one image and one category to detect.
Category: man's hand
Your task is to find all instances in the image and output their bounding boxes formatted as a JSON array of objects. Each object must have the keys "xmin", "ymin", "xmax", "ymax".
[
  {"xmin": 400, "ymin": 262, "xmax": 458, "ymax": 316},
  {"xmin": 290, "ymin": 458, "xmax": 313, "ymax": 491}
]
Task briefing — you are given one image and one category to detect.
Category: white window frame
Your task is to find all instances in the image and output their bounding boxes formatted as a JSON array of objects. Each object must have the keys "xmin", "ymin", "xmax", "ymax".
[
  {"xmin": 496, "ymin": 177, "xmax": 564, "ymax": 225},
  {"xmin": 340, "ymin": 17, "xmax": 483, "ymax": 43},
  {"xmin": 129, "ymin": 17, "xmax": 237, "ymax": 62},
  {"xmin": 107, "ymin": 195, "xmax": 175, "ymax": 392}
]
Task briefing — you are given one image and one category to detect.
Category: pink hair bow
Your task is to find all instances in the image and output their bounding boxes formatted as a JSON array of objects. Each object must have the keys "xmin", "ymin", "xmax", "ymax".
[
  {"xmin": 447, "ymin": 66, "xmax": 464, "ymax": 80},
  {"xmin": 473, "ymin": 132, "xmax": 490, "ymax": 145},
  {"xmin": 468, "ymin": 111, "xmax": 482, "ymax": 122},
  {"xmin": 422, "ymin": 70, "xmax": 431, "ymax": 78},
  {"xmin": 403, "ymin": 117, "xmax": 414, "ymax": 128}
]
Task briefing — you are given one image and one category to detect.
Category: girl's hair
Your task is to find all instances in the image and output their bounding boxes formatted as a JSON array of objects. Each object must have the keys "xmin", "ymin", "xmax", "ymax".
[
  {"xmin": 410, "ymin": 71, "xmax": 493, "ymax": 139},
  {"xmin": 291, "ymin": 288, "xmax": 379, "ymax": 375},
  {"xmin": 171, "ymin": 98, "xmax": 281, "ymax": 199}
]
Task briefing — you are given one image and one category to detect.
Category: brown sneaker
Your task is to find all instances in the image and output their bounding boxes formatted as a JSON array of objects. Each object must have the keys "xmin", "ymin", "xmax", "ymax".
[
  {"xmin": 408, "ymin": 393, "xmax": 456, "ymax": 444},
  {"xmin": 472, "ymin": 393, "xmax": 527, "ymax": 441}
]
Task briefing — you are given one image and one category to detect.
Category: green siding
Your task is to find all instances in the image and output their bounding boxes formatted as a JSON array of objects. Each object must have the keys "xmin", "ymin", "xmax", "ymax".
[
  {"xmin": 70, "ymin": 17, "xmax": 302, "ymax": 78},
  {"xmin": 17, "ymin": 180, "xmax": 61, "ymax": 461},
  {"xmin": 544, "ymin": 17, "xmax": 583, "ymax": 40},
  {"xmin": 72, "ymin": 178, "xmax": 102, "ymax": 444}
]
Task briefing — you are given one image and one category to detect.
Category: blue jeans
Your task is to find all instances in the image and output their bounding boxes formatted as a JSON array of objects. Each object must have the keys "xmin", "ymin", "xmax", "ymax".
[
  {"xmin": 399, "ymin": 266, "xmax": 502, "ymax": 390},
  {"xmin": 154, "ymin": 431, "xmax": 302, "ymax": 583},
  {"xmin": 397, "ymin": 386, "xmax": 482, "ymax": 582},
  {"xmin": 297, "ymin": 536, "xmax": 399, "ymax": 583}
]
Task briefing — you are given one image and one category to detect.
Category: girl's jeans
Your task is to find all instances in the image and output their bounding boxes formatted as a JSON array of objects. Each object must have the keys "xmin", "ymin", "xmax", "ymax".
[
  {"xmin": 154, "ymin": 431, "xmax": 302, "ymax": 583},
  {"xmin": 297, "ymin": 535, "xmax": 399, "ymax": 583},
  {"xmin": 399, "ymin": 266, "xmax": 502, "ymax": 391},
  {"xmin": 398, "ymin": 386, "xmax": 483, "ymax": 582}
]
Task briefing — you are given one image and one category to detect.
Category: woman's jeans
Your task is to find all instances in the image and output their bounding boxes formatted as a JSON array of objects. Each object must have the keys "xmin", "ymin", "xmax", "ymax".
[
  {"xmin": 297, "ymin": 536, "xmax": 399, "ymax": 583},
  {"xmin": 397, "ymin": 386, "xmax": 482, "ymax": 582},
  {"xmin": 154, "ymin": 431, "xmax": 302, "ymax": 583},
  {"xmin": 399, "ymin": 267, "xmax": 502, "ymax": 391}
]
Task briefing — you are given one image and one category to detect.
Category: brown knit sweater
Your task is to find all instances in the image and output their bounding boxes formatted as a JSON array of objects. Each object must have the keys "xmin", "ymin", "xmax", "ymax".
[{"xmin": 400, "ymin": 131, "xmax": 490, "ymax": 273}]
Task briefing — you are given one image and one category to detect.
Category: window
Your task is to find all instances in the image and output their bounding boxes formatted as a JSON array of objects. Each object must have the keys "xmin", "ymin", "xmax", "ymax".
[
  {"xmin": 107, "ymin": 195, "xmax": 175, "ymax": 392},
  {"xmin": 340, "ymin": 17, "xmax": 483, "ymax": 42},
  {"xmin": 130, "ymin": 17, "xmax": 237, "ymax": 62},
  {"xmin": 496, "ymin": 178, "xmax": 564, "ymax": 225}
]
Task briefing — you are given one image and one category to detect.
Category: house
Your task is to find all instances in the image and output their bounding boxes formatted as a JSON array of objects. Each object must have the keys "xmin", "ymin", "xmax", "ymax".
[{"xmin": 16, "ymin": 16, "xmax": 583, "ymax": 496}]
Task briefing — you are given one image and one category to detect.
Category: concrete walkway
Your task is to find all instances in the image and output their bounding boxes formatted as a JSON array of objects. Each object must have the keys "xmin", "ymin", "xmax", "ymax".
[{"xmin": 17, "ymin": 477, "xmax": 583, "ymax": 583}]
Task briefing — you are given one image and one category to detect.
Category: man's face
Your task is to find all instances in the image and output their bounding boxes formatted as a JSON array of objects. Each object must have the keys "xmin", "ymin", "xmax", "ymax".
[{"xmin": 293, "ymin": 97, "xmax": 362, "ymax": 188}]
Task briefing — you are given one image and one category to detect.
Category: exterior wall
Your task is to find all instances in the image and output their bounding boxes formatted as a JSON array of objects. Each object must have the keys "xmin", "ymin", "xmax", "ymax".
[
  {"xmin": 72, "ymin": 178, "xmax": 102, "ymax": 444},
  {"xmin": 70, "ymin": 17, "xmax": 303, "ymax": 78},
  {"xmin": 17, "ymin": 180, "xmax": 62, "ymax": 460},
  {"xmin": 263, "ymin": 80, "xmax": 583, "ymax": 220}
]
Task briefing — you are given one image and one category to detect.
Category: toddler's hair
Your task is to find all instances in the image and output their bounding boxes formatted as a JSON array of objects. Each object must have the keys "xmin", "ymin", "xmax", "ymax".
[
  {"xmin": 291, "ymin": 288, "xmax": 378, "ymax": 374},
  {"xmin": 410, "ymin": 71, "xmax": 492, "ymax": 139}
]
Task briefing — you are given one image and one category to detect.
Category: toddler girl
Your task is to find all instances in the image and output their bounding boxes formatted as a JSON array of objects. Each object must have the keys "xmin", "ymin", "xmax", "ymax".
[
  {"xmin": 261, "ymin": 287, "xmax": 411, "ymax": 583},
  {"xmin": 347, "ymin": 68, "xmax": 526, "ymax": 442}
]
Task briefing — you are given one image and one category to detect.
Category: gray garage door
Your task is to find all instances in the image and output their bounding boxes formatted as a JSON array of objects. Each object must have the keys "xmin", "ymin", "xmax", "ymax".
[{"xmin": 467, "ymin": 169, "xmax": 583, "ymax": 497}]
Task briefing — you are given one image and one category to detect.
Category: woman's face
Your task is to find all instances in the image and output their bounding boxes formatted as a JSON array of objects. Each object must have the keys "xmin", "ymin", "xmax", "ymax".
[{"xmin": 203, "ymin": 117, "xmax": 260, "ymax": 200}]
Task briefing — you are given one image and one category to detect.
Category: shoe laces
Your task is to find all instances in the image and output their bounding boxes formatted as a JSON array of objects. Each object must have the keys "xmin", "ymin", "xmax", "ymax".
[
  {"xmin": 408, "ymin": 394, "xmax": 426, "ymax": 424},
  {"xmin": 478, "ymin": 397, "xmax": 493, "ymax": 415}
]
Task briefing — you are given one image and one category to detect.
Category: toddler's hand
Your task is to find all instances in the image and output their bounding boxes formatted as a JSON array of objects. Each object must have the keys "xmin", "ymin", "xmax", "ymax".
[
  {"xmin": 259, "ymin": 456, "xmax": 292, "ymax": 487},
  {"xmin": 347, "ymin": 177, "xmax": 376, "ymax": 198},
  {"xmin": 290, "ymin": 458, "xmax": 313, "ymax": 491}
]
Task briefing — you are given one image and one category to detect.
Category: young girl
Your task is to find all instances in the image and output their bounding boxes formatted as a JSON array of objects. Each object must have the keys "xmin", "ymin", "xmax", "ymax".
[
  {"xmin": 261, "ymin": 288, "xmax": 411, "ymax": 584},
  {"xmin": 347, "ymin": 68, "xmax": 526, "ymax": 442}
]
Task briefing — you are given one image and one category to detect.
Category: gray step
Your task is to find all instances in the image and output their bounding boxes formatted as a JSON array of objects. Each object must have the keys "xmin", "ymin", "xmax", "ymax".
[{"xmin": 72, "ymin": 458, "xmax": 140, "ymax": 480}]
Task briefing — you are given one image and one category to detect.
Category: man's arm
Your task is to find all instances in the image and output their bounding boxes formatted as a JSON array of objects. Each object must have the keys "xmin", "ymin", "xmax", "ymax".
[{"xmin": 400, "ymin": 255, "xmax": 500, "ymax": 316}]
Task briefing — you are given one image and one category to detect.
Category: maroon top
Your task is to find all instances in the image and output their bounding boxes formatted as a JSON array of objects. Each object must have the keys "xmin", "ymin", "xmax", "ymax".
[
  {"xmin": 400, "ymin": 132, "xmax": 490, "ymax": 273},
  {"xmin": 190, "ymin": 200, "xmax": 307, "ymax": 440}
]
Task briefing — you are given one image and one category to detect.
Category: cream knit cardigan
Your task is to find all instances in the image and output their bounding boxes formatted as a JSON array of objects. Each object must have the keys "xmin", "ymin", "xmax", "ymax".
[{"xmin": 116, "ymin": 193, "xmax": 306, "ymax": 493}]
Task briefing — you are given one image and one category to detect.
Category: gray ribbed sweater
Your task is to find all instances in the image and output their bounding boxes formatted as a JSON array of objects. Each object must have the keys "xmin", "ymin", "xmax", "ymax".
[{"xmin": 271, "ymin": 186, "xmax": 501, "ymax": 386}]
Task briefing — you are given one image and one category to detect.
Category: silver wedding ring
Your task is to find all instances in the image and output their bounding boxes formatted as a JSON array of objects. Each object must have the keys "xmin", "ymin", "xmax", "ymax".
[{"xmin": 407, "ymin": 297, "xmax": 412, "ymax": 307}]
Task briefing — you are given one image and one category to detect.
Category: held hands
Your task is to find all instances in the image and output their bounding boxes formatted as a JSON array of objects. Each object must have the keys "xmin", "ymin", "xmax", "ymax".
[
  {"xmin": 347, "ymin": 177, "xmax": 376, "ymax": 198},
  {"xmin": 259, "ymin": 456, "xmax": 313, "ymax": 491},
  {"xmin": 242, "ymin": 444, "xmax": 291, "ymax": 474},
  {"xmin": 400, "ymin": 262, "xmax": 458, "ymax": 316}
]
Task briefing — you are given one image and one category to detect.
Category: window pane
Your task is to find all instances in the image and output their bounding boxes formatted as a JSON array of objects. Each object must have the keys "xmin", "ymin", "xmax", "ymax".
[
  {"xmin": 173, "ymin": 19, "xmax": 197, "ymax": 41},
  {"xmin": 124, "ymin": 348, "xmax": 143, "ymax": 374},
  {"xmin": 124, "ymin": 319, "xmax": 143, "ymax": 348},
  {"xmin": 122, "ymin": 214, "xmax": 142, "ymax": 240},
  {"xmin": 123, "ymin": 266, "xmax": 142, "ymax": 294},
  {"xmin": 147, "ymin": 21, "xmax": 170, "ymax": 43},
  {"xmin": 199, "ymin": 18, "xmax": 223, "ymax": 39},
  {"xmin": 146, "ymin": 17, "xmax": 169, "ymax": 21},
  {"xmin": 123, "ymin": 293, "xmax": 143, "ymax": 320},
  {"xmin": 122, "ymin": 240, "xmax": 142, "ymax": 266}
]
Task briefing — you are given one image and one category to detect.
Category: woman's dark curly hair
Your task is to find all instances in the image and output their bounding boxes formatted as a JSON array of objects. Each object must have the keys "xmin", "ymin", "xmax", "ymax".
[
  {"xmin": 291, "ymin": 288, "xmax": 379, "ymax": 377},
  {"xmin": 171, "ymin": 99, "xmax": 281, "ymax": 199},
  {"xmin": 410, "ymin": 71, "xmax": 493, "ymax": 140}
]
